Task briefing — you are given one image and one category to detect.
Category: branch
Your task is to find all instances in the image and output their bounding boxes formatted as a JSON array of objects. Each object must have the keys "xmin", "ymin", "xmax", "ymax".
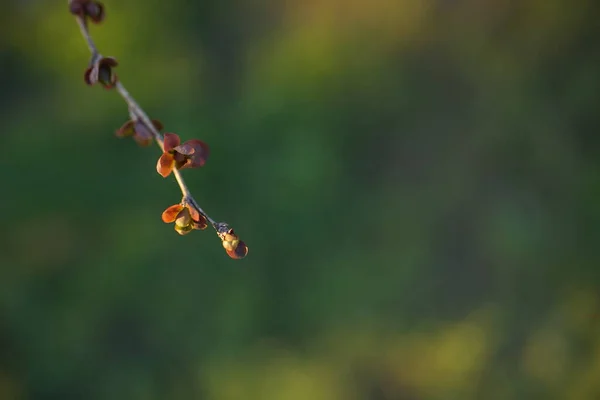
[{"xmin": 68, "ymin": 1, "xmax": 248, "ymax": 259}]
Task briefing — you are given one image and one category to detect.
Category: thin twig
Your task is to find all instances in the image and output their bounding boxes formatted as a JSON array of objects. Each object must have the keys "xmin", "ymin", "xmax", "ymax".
[
  {"xmin": 76, "ymin": 16, "xmax": 97, "ymax": 57},
  {"xmin": 74, "ymin": 14, "xmax": 221, "ymax": 231}
]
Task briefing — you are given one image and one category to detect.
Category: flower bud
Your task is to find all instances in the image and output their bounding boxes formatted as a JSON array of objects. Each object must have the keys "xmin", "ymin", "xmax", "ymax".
[
  {"xmin": 219, "ymin": 228, "xmax": 248, "ymax": 259},
  {"xmin": 84, "ymin": 57, "xmax": 118, "ymax": 89},
  {"xmin": 69, "ymin": 0, "xmax": 105, "ymax": 24}
]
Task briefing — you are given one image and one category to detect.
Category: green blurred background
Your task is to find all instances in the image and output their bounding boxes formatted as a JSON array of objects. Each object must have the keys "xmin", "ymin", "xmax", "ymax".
[{"xmin": 1, "ymin": 0, "xmax": 600, "ymax": 398}]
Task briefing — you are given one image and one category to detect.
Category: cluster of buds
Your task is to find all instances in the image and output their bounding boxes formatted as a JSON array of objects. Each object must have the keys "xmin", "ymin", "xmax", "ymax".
[
  {"xmin": 69, "ymin": 0, "xmax": 105, "ymax": 24},
  {"xmin": 116, "ymin": 118, "xmax": 163, "ymax": 146},
  {"xmin": 70, "ymin": 1, "xmax": 247, "ymax": 259},
  {"xmin": 157, "ymin": 133, "xmax": 209, "ymax": 178},
  {"xmin": 162, "ymin": 203, "xmax": 208, "ymax": 235},
  {"xmin": 84, "ymin": 56, "xmax": 118, "ymax": 89},
  {"xmin": 218, "ymin": 228, "xmax": 249, "ymax": 259}
]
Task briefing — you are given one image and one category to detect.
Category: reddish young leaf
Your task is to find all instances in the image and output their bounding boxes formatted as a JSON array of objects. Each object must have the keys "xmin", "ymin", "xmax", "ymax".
[
  {"xmin": 69, "ymin": 1, "xmax": 85, "ymax": 16},
  {"xmin": 100, "ymin": 57, "xmax": 118, "ymax": 68},
  {"xmin": 192, "ymin": 217, "xmax": 208, "ymax": 230},
  {"xmin": 163, "ymin": 133, "xmax": 180, "ymax": 152},
  {"xmin": 186, "ymin": 139, "xmax": 209, "ymax": 168},
  {"xmin": 116, "ymin": 119, "xmax": 162, "ymax": 146},
  {"xmin": 85, "ymin": 1, "xmax": 105, "ymax": 23},
  {"xmin": 161, "ymin": 204, "xmax": 184, "ymax": 223},
  {"xmin": 174, "ymin": 152, "xmax": 190, "ymax": 170},
  {"xmin": 157, "ymin": 153, "xmax": 175, "ymax": 177},
  {"xmin": 187, "ymin": 205, "xmax": 201, "ymax": 222},
  {"xmin": 116, "ymin": 120, "xmax": 134, "ymax": 137},
  {"xmin": 133, "ymin": 121, "xmax": 153, "ymax": 146},
  {"xmin": 173, "ymin": 143, "xmax": 196, "ymax": 156}
]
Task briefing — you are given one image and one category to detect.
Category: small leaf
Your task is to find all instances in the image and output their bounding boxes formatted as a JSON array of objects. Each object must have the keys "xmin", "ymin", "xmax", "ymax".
[
  {"xmin": 174, "ymin": 153, "xmax": 190, "ymax": 170},
  {"xmin": 163, "ymin": 133, "xmax": 180, "ymax": 152},
  {"xmin": 134, "ymin": 134, "xmax": 153, "ymax": 147},
  {"xmin": 101, "ymin": 57, "xmax": 118, "ymax": 67},
  {"xmin": 192, "ymin": 217, "xmax": 208, "ymax": 230},
  {"xmin": 86, "ymin": 1, "xmax": 105, "ymax": 23},
  {"xmin": 116, "ymin": 120, "xmax": 134, "ymax": 137},
  {"xmin": 133, "ymin": 121, "xmax": 153, "ymax": 146},
  {"xmin": 186, "ymin": 139, "xmax": 210, "ymax": 168},
  {"xmin": 173, "ymin": 143, "xmax": 195, "ymax": 156},
  {"xmin": 187, "ymin": 205, "xmax": 201, "ymax": 222},
  {"xmin": 161, "ymin": 204, "xmax": 184, "ymax": 223},
  {"xmin": 69, "ymin": 1, "xmax": 85, "ymax": 16},
  {"xmin": 157, "ymin": 153, "xmax": 175, "ymax": 177}
]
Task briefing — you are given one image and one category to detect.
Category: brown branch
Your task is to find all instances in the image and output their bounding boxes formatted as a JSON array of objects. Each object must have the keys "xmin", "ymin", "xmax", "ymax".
[
  {"xmin": 114, "ymin": 80, "xmax": 217, "ymax": 228},
  {"xmin": 69, "ymin": 3, "xmax": 247, "ymax": 258}
]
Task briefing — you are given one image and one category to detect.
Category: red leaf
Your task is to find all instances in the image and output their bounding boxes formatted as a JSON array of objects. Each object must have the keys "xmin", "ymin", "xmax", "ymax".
[
  {"xmin": 187, "ymin": 205, "xmax": 201, "ymax": 223},
  {"xmin": 173, "ymin": 143, "xmax": 195, "ymax": 156},
  {"xmin": 86, "ymin": 1, "xmax": 105, "ymax": 23},
  {"xmin": 186, "ymin": 139, "xmax": 209, "ymax": 167},
  {"xmin": 156, "ymin": 153, "xmax": 175, "ymax": 177},
  {"xmin": 192, "ymin": 216, "xmax": 208, "ymax": 230},
  {"xmin": 163, "ymin": 133, "xmax": 180, "ymax": 152},
  {"xmin": 115, "ymin": 120, "xmax": 134, "ymax": 137},
  {"xmin": 69, "ymin": 1, "xmax": 85, "ymax": 16},
  {"xmin": 100, "ymin": 57, "xmax": 118, "ymax": 68},
  {"xmin": 133, "ymin": 121, "xmax": 153, "ymax": 146},
  {"xmin": 134, "ymin": 133, "xmax": 153, "ymax": 147},
  {"xmin": 174, "ymin": 158, "xmax": 190, "ymax": 170},
  {"xmin": 161, "ymin": 204, "xmax": 184, "ymax": 223}
]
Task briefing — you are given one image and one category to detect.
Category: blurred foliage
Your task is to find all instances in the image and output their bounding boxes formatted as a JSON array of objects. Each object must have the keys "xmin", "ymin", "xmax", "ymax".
[{"xmin": 1, "ymin": 0, "xmax": 600, "ymax": 398}]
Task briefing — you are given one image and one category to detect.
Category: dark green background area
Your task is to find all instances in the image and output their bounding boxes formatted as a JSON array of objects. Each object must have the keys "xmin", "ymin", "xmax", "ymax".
[{"xmin": 1, "ymin": 0, "xmax": 599, "ymax": 398}]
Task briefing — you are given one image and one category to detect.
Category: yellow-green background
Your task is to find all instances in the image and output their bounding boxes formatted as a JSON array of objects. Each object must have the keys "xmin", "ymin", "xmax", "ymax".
[{"xmin": 1, "ymin": 0, "xmax": 599, "ymax": 399}]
